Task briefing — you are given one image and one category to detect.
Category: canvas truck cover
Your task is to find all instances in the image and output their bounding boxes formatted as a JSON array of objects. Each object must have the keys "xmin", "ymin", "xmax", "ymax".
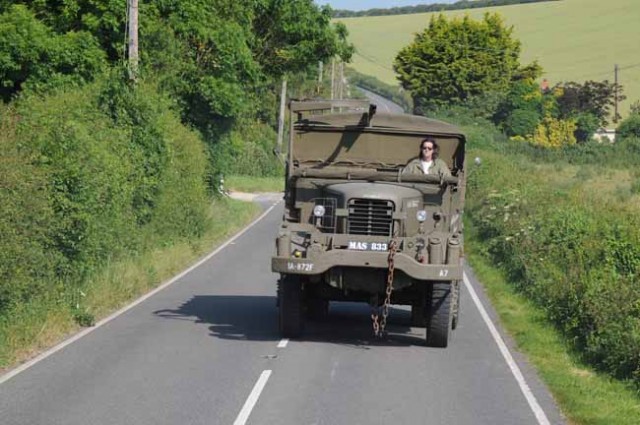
[{"xmin": 290, "ymin": 111, "xmax": 466, "ymax": 174}]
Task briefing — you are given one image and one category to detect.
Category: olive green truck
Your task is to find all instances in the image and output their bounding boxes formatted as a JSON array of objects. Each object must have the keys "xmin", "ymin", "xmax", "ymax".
[{"xmin": 271, "ymin": 100, "xmax": 467, "ymax": 347}]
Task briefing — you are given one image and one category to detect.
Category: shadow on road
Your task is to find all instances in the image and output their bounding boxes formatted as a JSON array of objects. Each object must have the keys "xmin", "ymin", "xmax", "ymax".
[
  {"xmin": 154, "ymin": 295, "xmax": 280, "ymax": 342},
  {"xmin": 154, "ymin": 296, "xmax": 426, "ymax": 347}
]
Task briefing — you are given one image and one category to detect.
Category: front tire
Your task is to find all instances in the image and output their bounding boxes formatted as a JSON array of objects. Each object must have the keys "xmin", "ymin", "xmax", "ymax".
[
  {"xmin": 426, "ymin": 282, "xmax": 453, "ymax": 348},
  {"xmin": 278, "ymin": 275, "xmax": 304, "ymax": 338}
]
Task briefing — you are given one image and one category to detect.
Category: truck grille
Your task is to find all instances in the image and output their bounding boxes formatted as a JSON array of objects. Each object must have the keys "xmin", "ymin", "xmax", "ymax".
[{"xmin": 347, "ymin": 199, "xmax": 394, "ymax": 236}]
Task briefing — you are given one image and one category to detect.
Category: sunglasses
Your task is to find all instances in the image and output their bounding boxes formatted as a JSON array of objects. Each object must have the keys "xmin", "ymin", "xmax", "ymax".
[{"xmin": 422, "ymin": 146, "xmax": 434, "ymax": 151}]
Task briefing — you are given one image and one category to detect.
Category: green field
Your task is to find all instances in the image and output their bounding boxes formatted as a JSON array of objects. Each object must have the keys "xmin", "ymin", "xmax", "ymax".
[{"xmin": 339, "ymin": 0, "xmax": 640, "ymax": 120}]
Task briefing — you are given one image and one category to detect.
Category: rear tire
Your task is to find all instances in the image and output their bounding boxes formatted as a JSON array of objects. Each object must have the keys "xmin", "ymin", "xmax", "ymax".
[
  {"xmin": 278, "ymin": 275, "xmax": 304, "ymax": 338},
  {"xmin": 426, "ymin": 282, "xmax": 453, "ymax": 348}
]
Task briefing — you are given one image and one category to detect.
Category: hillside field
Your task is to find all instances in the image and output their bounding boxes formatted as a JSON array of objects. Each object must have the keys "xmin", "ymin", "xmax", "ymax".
[{"xmin": 338, "ymin": 0, "xmax": 640, "ymax": 120}]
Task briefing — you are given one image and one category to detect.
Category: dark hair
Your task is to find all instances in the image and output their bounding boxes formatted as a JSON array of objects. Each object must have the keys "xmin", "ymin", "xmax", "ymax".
[{"xmin": 419, "ymin": 137, "xmax": 440, "ymax": 160}]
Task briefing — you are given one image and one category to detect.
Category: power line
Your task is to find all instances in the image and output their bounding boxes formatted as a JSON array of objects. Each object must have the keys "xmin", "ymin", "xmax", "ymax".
[
  {"xmin": 619, "ymin": 62, "xmax": 640, "ymax": 71},
  {"xmin": 354, "ymin": 51, "xmax": 395, "ymax": 72}
]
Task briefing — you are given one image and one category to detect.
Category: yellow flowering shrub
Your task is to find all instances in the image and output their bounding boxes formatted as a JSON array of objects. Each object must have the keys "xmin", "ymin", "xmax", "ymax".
[{"xmin": 532, "ymin": 116, "xmax": 577, "ymax": 148}]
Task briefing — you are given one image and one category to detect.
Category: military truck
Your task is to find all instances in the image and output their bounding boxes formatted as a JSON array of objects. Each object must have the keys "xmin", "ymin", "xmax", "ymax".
[{"xmin": 271, "ymin": 99, "xmax": 467, "ymax": 347}]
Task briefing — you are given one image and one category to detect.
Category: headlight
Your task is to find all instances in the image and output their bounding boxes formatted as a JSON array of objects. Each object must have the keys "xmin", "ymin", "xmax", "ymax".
[
  {"xmin": 416, "ymin": 210, "xmax": 428, "ymax": 222},
  {"xmin": 313, "ymin": 205, "xmax": 326, "ymax": 217}
]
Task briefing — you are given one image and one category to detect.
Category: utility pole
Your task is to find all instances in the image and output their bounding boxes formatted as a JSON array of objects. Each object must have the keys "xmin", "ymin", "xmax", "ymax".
[
  {"xmin": 277, "ymin": 79, "xmax": 287, "ymax": 153},
  {"xmin": 317, "ymin": 61, "xmax": 323, "ymax": 94},
  {"xmin": 339, "ymin": 60, "xmax": 344, "ymax": 100},
  {"xmin": 330, "ymin": 58, "xmax": 335, "ymax": 100},
  {"xmin": 614, "ymin": 63, "xmax": 619, "ymax": 124},
  {"xmin": 128, "ymin": 0, "xmax": 139, "ymax": 82}
]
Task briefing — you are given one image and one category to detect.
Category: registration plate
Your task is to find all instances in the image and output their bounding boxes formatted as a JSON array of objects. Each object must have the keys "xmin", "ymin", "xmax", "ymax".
[{"xmin": 347, "ymin": 241, "xmax": 388, "ymax": 251}]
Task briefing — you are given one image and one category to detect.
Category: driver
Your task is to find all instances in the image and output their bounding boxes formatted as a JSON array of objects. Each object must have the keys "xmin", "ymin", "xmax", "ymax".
[{"xmin": 402, "ymin": 137, "xmax": 451, "ymax": 177}]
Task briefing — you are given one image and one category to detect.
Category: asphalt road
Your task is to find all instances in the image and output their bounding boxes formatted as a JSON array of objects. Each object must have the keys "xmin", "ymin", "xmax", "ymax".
[
  {"xmin": 0, "ymin": 197, "xmax": 565, "ymax": 425},
  {"xmin": 356, "ymin": 87, "xmax": 405, "ymax": 114}
]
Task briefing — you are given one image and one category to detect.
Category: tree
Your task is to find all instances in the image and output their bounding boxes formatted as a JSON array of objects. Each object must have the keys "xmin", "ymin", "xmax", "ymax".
[
  {"xmin": 0, "ymin": 0, "xmax": 127, "ymax": 61},
  {"xmin": 394, "ymin": 13, "xmax": 527, "ymax": 113},
  {"xmin": 252, "ymin": 1, "xmax": 352, "ymax": 79},
  {"xmin": 0, "ymin": 5, "xmax": 106, "ymax": 101},
  {"xmin": 554, "ymin": 80, "xmax": 625, "ymax": 127},
  {"xmin": 617, "ymin": 113, "xmax": 640, "ymax": 140}
]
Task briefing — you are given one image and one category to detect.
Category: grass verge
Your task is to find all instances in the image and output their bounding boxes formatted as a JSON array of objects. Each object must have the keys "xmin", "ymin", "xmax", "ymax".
[
  {"xmin": 0, "ymin": 197, "xmax": 261, "ymax": 373},
  {"xmin": 225, "ymin": 175, "xmax": 284, "ymax": 193},
  {"xmin": 466, "ymin": 227, "xmax": 640, "ymax": 425}
]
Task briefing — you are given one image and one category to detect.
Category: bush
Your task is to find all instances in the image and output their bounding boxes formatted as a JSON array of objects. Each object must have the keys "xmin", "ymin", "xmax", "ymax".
[
  {"xmin": 532, "ymin": 116, "xmax": 577, "ymax": 148},
  {"xmin": 0, "ymin": 5, "xmax": 106, "ymax": 101},
  {"xmin": 573, "ymin": 112, "xmax": 599, "ymax": 143},
  {"xmin": 0, "ymin": 106, "xmax": 61, "ymax": 314},
  {"xmin": 617, "ymin": 113, "xmax": 640, "ymax": 140},
  {"xmin": 504, "ymin": 108, "xmax": 541, "ymax": 137},
  {"xmin": 209, "ymin": 118, "xmax": 284, "ymax": 178},
  {"xmin": 0, "ymin": 74, "xmax": 210, "ymax": 318}
]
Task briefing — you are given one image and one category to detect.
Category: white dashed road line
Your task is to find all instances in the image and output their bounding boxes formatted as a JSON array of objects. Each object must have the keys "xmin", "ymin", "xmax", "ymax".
[
  {"xmin": 233, "ymin": 370, "xmax": 272, "ymax": 425},
  {"xmin": 277, "ymin": 339, "xmax": 289, "ymax": 348}
]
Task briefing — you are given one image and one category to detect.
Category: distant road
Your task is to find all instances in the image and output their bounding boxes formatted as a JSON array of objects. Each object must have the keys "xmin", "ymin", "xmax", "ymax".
[
  {"xmin": 356, "ymin": 86, "xmax": 405, "ymax": 114},
  {"xmin": 0, "ymin": 198, "xmax": 565, "ymax": 425}
]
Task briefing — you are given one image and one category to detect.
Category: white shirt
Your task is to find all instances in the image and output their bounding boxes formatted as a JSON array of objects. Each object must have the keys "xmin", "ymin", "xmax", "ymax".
[{"xmin": 420, "ymin": 160, "xmax": 433, "ymax": 174}]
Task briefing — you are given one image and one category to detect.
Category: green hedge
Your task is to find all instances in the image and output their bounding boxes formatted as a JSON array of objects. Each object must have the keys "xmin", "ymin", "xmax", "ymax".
[
  {"xmin": 430, "ymin": 106, "xmax": 640, "ymax": 384},
  {"xmin": 209, "ymin": 118, "xmax": 284, "ymax": 178},
  {"xmin": 465, "ymin": 143, "xmax": 640, "ymax": 385},
  {"xmin": 0, "ymin": 75, "xmax": 209, "ymax": 321}
]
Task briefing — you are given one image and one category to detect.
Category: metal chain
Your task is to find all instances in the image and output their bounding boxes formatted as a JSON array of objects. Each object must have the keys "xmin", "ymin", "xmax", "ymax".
[{"xmin": 371, "ymin": 239, "xmax": 398, "ymax": 338}]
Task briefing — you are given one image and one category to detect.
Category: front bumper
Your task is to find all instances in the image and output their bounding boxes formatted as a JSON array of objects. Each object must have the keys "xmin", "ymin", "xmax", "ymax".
[{"xmin": 271, "ymin": 250, "xmax": 462, "ymax": 281}]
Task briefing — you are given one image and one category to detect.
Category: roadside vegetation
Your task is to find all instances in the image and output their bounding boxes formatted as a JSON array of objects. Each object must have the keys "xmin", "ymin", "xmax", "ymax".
[
  {"xmin": 0, "ymin": 1, "xmax": 346, "ymax": 370},
  {"xmin": 460, "ymin": 131, "xmax": 640, "ymax": 423},
  {"xmin": 426, "ymin": 107, "xmax": 640, "ymax": 422},
  {"xmin": 466, "ymin": 248, "xmax": 640, "ymax": 425},
  {"xmin": 454, "ymin": 111, "xmax": 640, "ymax": 385}
]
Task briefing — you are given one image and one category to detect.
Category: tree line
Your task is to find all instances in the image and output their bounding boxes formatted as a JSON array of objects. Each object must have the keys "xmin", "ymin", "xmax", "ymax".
[{"xmin": 331, "ymin": 0, "xmax": 558, "ymax": 18}]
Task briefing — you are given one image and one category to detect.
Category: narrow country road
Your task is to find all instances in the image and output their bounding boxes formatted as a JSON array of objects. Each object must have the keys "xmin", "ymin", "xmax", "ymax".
[
  {"xmin": 0, "ymin": 197, "xmax": 564, "ymax": 425},
  {"xmin": 356, "ymin": 87, "xmax": 405, "ymax": 114}
]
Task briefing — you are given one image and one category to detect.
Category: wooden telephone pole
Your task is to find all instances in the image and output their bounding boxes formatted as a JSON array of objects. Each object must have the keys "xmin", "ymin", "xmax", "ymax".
[
  {"xmin": 128, "ymin": 0, "xmax": 139, "ymax": 81},
  {"xmin": 614, "ymin": 63, "xmax": 619, "ymax": 123},
  {"xmin": 277, "ymin": 79, "xmax": 287, "ymax": 152}
]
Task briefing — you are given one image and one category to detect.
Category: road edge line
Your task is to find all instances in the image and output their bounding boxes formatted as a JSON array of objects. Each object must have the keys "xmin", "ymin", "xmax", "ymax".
[
  {"xmin": 0, "ymin": 201, "xmax": 281, "ymax": 385},
  {"xmin": 463, "ymin": 272, "xmax": 551, "ymax": 425}
]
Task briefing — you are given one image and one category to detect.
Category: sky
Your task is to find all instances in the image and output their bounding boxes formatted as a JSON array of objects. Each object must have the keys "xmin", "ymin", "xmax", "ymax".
[{"xmin": 315, "ymin": 0, "xmax": 457, "ymax": 11}]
